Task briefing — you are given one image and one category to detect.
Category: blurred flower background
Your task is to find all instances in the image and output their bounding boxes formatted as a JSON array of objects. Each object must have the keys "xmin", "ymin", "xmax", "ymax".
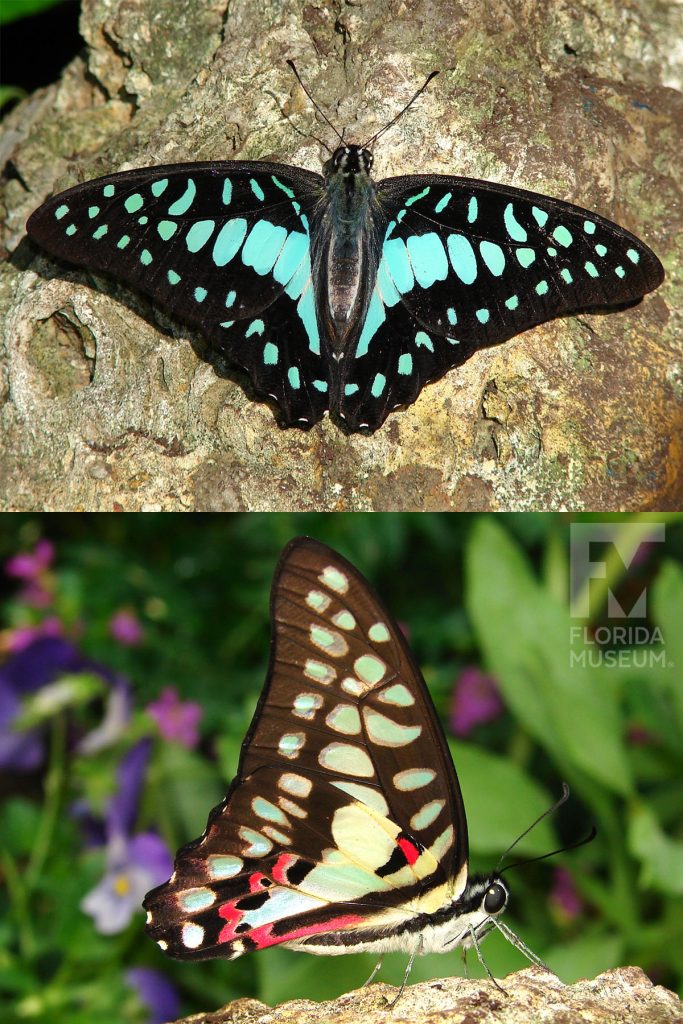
[{"xmin": 0, "ymin": 513, "xmax": 682, "ymax": 1023}]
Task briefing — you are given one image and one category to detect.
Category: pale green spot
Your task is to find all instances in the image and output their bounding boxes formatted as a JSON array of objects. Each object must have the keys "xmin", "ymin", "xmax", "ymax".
[
  {"xmin": 344, "ymin": 383, "xmax": 359, "ymax": 397},
  {"xmin": 476, "ymin": 308, "xmax": 489, "ymax": 324},
  {"xmin": 615, "ymin": 265, "xmax": 625, "ymax": 278},
  {"xmin": 278, "ymin": 733, "xmax": 304, "ymax": 755},
  {"xmin": 561, "ymin": 268, "xmax": 573, "ymax": 284},
  {"xmin": 553, "ymin": 225, "xmax": 573, "ymax": 247},
  {"xmin": 186, "ymin": 219, "xmax": 215, "ymax": 252},
  {"xmin": 288, "ymin": 367, "xmax": 300, "ymax": 389},
  {"xmin": 363, "ymin": 708, "xmax": 421, "ymax": 747},
  {"xmin": 140, "ymin": 249, "xmax": 152, "ymax": 266},
  {"xmin": 246, "ymin": 319, "xmax": 265, "ymax": 338},
  {"xmin": 222, "ymin": 178, "xmax": 232, "ymax": 204},
  {"xmin": 505, "ymin": 294, "xmax": 519, "ymax": 310},
  {"xmin": 88, "ymin": 205, "xmax": 100, "ymax": 219},
  {"xmin": 435, "ymin": 191, "xmax": 452, "ymax": 213},
  {"xmin": 225, "ymin": 290, "xmax": 236, "ymax": 307},
  {"xmin": 393, "ymin": 768, "xmax": 436, "ymax": 791},
  {"xmin": 138, "ymin": 216, "xmax": 148, "ymax": 225},
  {"xmin": 253, "ymin": 797, "xmax": 289, "ymax": 824},
  {"xmin": 583, "ymin": 220, "xmax": 596, "ymax": 234},
  {"xmin": 585, "ymin": 260, "xmax": 599, "ymax": 277},
  {"xmin": 55, "ymin": 204, "xmax": 69, "ymax": 220},
  {"xmin": 208, "ymin": 854, "xmax": 242, "ymax": 879},
  {"xmin": 354, "ymin": 655, "xmax": 386, "ymax": 685},
  {"xmin": 371, "ymin": 372, "xmax": 386, "ymax": 397},
  {"xmin": 179, "ymin": 888, "xmax": 215, "ymax": 912},
  {"xmin": 103, "ymin": 185, "xmax": 115, "ymax": 198},
  {"xmin": 304, "ymin": 659, "xmax": 336, "ymax": 684},
  {"xmin": 238, "ymin": 827, "xmax": 272, "ymax": 856},
  {"xmin": 124, "ymin": 193, "xmax": 144, "ymax": 214},
  {"xmin": 447, "ymin": 307, "xmax": 457, "ymax": 325},
  {"xmin": 194, "ymin": 286, "xmax": 207, "ymax": 302},
  {"xmin": 250, "ymin": 178, "xmax": 265, "ymax": 201},
  {"xmin": 546, "ymin": 247, "xmax": 557, "ymax": 257},
  {"xmin": 378, "ymin": 683, "xmax": 414, "ymax": 707},
  {"xmin": 333, "ymin": 611, "xmax": 356, "ymax": 631},
  {"xmin": 168, "ymin": 179, "xmax": 196, "ymax": 216},
  {"xmin": 595, "ymin": 244, "xmax": 607, "ymax": 257},
  {"xmin": 405, "ymin": 186, "xmax": 430, "ymax": 207},
  {"xmin": 532, "ymin": 206, "xmax": 548, "ymax": 227},
  {"xmin": 157, "ymin": 220, "xmax": 177, "ymax": 241},
  {"xmin": 65, "ymin": 224, "xmax": 77, "ymax": 236},
  {"xmin": 167, "ymin": 269, "xmax": 181, "ymax": 285},
  {"xmin": 516, "ymin": 247, "xmax": 535, "ymax": 268},
  {"xmin": 318, "ymin": 742, "xmax": 374, "ymax": 777},
  {"xmin": 263, "ymin": 342, "xmax": 278, "ymax": 365},
  {"xmin": 320, "ymin": 566, "xmax": 348, "ymax": 594},
  {"xmin": 306, "ymin": 590, "xmax": 329, "ymax": 612},
  {"xmin": 332, "ymin": 781, "xmax": 388, "ymax": 816},
  {"xmin": 368, "ymin": 622, "xmax": 390, "ymax": 643},
  {"xmin": 151, "ymin": 178, "xmax": 168, "ymax": 197},
  {"xmin": 535, "ymin": 280, "xmax": 549, "ymax": 296},
  {"xmin": 326, "ymin": 704, "xmax": 361, "ymax": 735},
  {"xmin": 410, "ymin": 799, "xmax": 445, "ymax": 830},
  {"xmin": 627, "ymin": 248, "xmax": 640, "ymax": 264},
  {"xmin": 117, "ymin": 235, "xmax": 130, "ymax": 249},
  {"xmin": 92, "ymin": 225, "xmax": 108, "ymax": 239},
  {"xmin": 467, "ymin": 196, "xmax": 478, "ymax": 223},
  {"xmin": 398, "ymin": 353, "xmax": 413, "ymax": 375}
]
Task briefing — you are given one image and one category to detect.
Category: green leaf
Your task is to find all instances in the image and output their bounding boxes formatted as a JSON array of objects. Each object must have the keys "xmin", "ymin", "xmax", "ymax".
[
  {"xmin": 154, "ymin": 742, "xmax": 225, "ymax": 841},
  {"xmin": 14, "ymin": 672, "xmax": 105, "ymax": 729},
  {"xmin": 628, "ymin": 802, "xmax": 683, "ymax": 895},
  {"xmin": 651, "ymin": 559, "xmax": 683, "ymax": 732},
  {"xmin": 544, "ymin": 929, "xmax": 623, "ymax": 982},
  {"xmin": 466, "ymin": 518, "xmax": 632, "ymax": 794},
  {"xmin": 0, "ymin": 798, "xmax": 41, "ymax": 857}
]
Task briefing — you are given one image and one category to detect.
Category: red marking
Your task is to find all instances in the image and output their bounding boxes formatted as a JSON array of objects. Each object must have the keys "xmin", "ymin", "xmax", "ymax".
[
  {"xmin": 217, "ymin": 901, "xmax": 242, "ymax": 943},
  {"xmin": 248, "ymin": 914, "xmax": 365, "ymax": 951},
  {"xmin": 248, "ymin": 871, "xmax": 268, "ymax": 893},
  {"xmin": 272, "ymin": 853, "xmax": 297, "ymax": 885},
  {"xmin": 398, "ymin": 837, "xmax": 420, "ymax": 865}
]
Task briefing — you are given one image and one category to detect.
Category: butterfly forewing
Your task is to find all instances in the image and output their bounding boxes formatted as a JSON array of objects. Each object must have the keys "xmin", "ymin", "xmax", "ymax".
[
  {"xmin": 26, "ymin": 162, "xmax": 331, "ymax": 426},
  {"xmin": 338, "ymin": 175, "xmax": 664, "ymax": 431},
  {"xmin": 144, "ymin": 537, "xmax": 467, "ymax": 960}
]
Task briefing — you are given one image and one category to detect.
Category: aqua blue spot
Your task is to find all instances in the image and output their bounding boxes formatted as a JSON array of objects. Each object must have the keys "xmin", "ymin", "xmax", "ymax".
[
  {"xmin": 547, "ymin": 247, "xmax": 557, "ymax": 257},
  {"xmin": 447, "ymin": 233, "xmax": 477, "ymax": 284},
  {"xmin": 536, "ymin": 279, "xmax": 549, "ymax": 296},
  {"xmin": 480, "ymin": 240, "xmax": 505, "ymax": 276},
  {"xmin": 467, "ymin": 196, "xmax": 478, "ymax": 223},
  {"xmin": 272, "ymin": 175, "xmax": 295, "ymax": 198},
  {"xmin": 615, "ymin": 265, "xmax": 625, "ymax": 278},
  {"xmin": 384, "ymin": 220, "xmax": 396, "ymax": 241},
  {"xmin": 553, "ymin": 225, "xmax": 573, "ymax": 247},
  {"xmin": 447, "ymin": 307, "xmax": 457, "ymax": 325},
  {"xmin": 383, "ymin": 237, "xmax": 414, "ymax": 293},
  {"xmin": 88, "ymin": 206, "xmax": 100, "ymax": 219},
  {"xmin": 371, "ymin": 372, "xmax": 386, "ymax": 397},
  {"xmin": 447, "ymin": 337, "xmax": 460, "ymax": 345},
  {"xmin": 397, "ymin": 209, "xmax": 406, "ymax": 222},
  {"xmin": 406, "ymin": 233, "xmax": 448, "ymax": 288},
  {"xmin": 516, "ymin": 247, "xmax": 535, "ymax": 268},
  {"xmin": 103, "ymin": 185, "xmax": 115, "ymax": 198},
  {"xmin": 220, "ymin": 321, "xmax": 234, "ymax": 328},
  {"xmin": 595, "ymin": 244, "xmax": 607, "ymax": 257},
  {"xmin": 158, "ymin": 220, "xmax": 177, "ymax": 241},
  {"xmin": 273, "ymin": 231, "xmax": 309, "ymax": 289},
  {"xmin": 140, "ymin": 249, "xmax": 152, "ymax": 265},
  {"xmin": 505, "ymin": 294, "xmax": 519, "ymax": 310},
  {"xmin": 138, "ymin": 215, "xmax": 148, "ymax": 225},
  {"xmin": 355, "ymin": 292, "xmax": 385, "ymax": 358},
  {"xmin": 344, "ymin": 383, "xmax": 359, "ymax": 396},
  {"xmin": 55, "ymin": 204, "xmax": 69, "ymax": 220},
  {"xmin": 194, "ymin": 286, "xmax": 207, "ymax": 302},
  {"xmin": 435, "ymin": 191, "xmax": 452, "ymax": 213},
  {"xmin": 186, "ymin": 219, "xmax": 215, "ymax": 252},
  {"xmin": 627, "ymin": 248, "xmax": 640, "ymax": 264},
  {"xmin": 376, "ymin": 258, "xmax": 400, "ymax": 307},
  {"xmin": 225, "ymin": 290, "xmax": 236, "ymax": 307},
  {"xmin": 313, "ymin": 380, "xmax": 328, "ymax": 393},
  {"xmin": 242, "ymin": 220, "xmax": 288, "ymax": 275},
  {"xmin": 415, "ymin": 331, "xmax": 433, "ymax": 351},
  {"xmin": 124, "ymin": 193, "xmax": 144, "ymax": 214},
  {"xmin": 151, "ymin": 178, "xmax": 168, "ymax": 197},
  {"xmin": 117, "ymin": 235, "xmax": 130, "ymax": 249},
  {"xmin": 476, "ymin": 308, "xmax": 490, "ymax": 324},
  {"xmin": 246, "ymin": 319, "xmax": 265, "ymax": 337},
  {"xmin": 297, "ymin": 286, "xmax": 320, "ymax": 355},
  {"xmin": 583, "ymin": 220, "xmax": 596, "ymax": 234},
  {"xmin": 284, "ymin": 259, "xmax": 310, "ymax": 302},
  {"xmin": 561, "ymin": 268, "xmax": 573, "ymax": 284},
  {"xmin": 92, "ymin": 225, "xmax": 108, "ymax": 239},
  {"xmin": 168, "ymin": 178, "xmax": 196, "ymax": 216},
  {"xmin": 398, "ymin": 353, "xmax": 413, "ymax": 375},
  {"xmin": 263, "ymin": 342, "xmax": 278, "ymax": 365},
  {"xmin": 504, "ymin": 202, "xmax": 527, "ymax": 241},
  {"xmin": 288, "ymin": 366, "xmax": 301, "ymax": 389},
  {"xmin": 65, "ymin": 224, "xmax": 77, "ymax": 236},
  {"xmin": 212, "ymin": 218, "xmax": 247, "ymax": 266},
  {"xmin": 532, "ymin": 206, "xmax": 548, "ymax": 227},
  {"xmin": 250, "ymin": 178, "xmax": 265, "ymax": 201},
  {"xmin": 168, "ymin": 270, "xmax": 181, "ymax": 285},
  {"xmin": 405, "ymin": 186, "xmax": 430, "ymax": 207},
  {"xmin": 222, "ymin": 179, "xmax": 232, "ymax": 205},
  {"xmin": 585, "ymin": 261, "xmax": 599, "ymax": 277}
]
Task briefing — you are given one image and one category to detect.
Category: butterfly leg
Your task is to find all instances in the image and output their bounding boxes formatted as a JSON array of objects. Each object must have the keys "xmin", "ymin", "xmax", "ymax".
[
  {"xmin": 492, "ymin": 919, "xmax": 556, "ymax": 974},
  {"xmin": 362, "ymin": 958, "xmax": 384, "ymax": 987},
  {"xmin": 386, "ymin": 935, "xmax": 424, "ymax": 1008},
  {"xmin": 468, "ymin": 925, "xmax": 506, "ymax": 994},
  {"xmin": 461, "ymin": 947, "xmax": 468, "ymax": 978}
]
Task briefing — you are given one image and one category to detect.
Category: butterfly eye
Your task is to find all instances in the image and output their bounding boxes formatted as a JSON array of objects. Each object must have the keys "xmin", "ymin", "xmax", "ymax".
[{"xmin": 483, "ymin": 882, "xmax": 507, "ymax": 914}]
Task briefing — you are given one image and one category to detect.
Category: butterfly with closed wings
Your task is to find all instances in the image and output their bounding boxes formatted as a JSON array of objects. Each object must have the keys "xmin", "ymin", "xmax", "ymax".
[
  {"xmin": 26, "ymin": 65, "xmax": 664, "ymax": 432},
  {"xmin": 143, "ymin": 537, "xmax": 580, "ymax": 1004}
]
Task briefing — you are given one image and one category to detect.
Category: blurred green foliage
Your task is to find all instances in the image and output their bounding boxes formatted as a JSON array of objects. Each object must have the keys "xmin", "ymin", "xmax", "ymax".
[
  {"xmin": 0, "ymin": 512, "xmax": 682, "ymax": 1022},
  {"xmin": 0, "ymin": 0, "xmax": 68, "ymax": 26}
]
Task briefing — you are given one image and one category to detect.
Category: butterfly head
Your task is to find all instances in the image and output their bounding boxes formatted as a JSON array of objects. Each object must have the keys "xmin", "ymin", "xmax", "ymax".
[{"xmin": 324, "ymin": 145, "xmax": 374, "ymax": 180}]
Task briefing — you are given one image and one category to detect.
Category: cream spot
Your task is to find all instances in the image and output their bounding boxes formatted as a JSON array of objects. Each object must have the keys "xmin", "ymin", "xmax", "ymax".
[
  {"xmin": 378, "ymin": 683, "xmax": 415, "ymax": 707},
  {"xmin": 279, "ymin": 773, "xmax": 312, "ymax": 797},
  {"xmin": 278, "ymin": 796, "xmax": 307, "ymax": 818},
  {"xmin": 306, "ymin": 589, "xmax": 331, "ymax": 612},
  {"xmin": 292, "ymin": 692, "xmax": 323, "ymax": 719},
  {"xmin": 363, "ymin": 708, "xmax": 422, "ymax": 747},
  {"xmin": 157, "ymin": 939, "xmax": 168, "ymax": 950},
  {"xmin": 319, "ymin": 565, "xmax": 349, "ymax": 594},
  {"xmin": 208, "ymin": 854, "xmax": 243, "ymax": 879},
  {"xmin": 410, "ymin": 799, "xmax": 445, "ymax": 830},
  {"xmin": 278, "ymin": 733, "xmax": 304, "ymax": 758},
  {"xmin": 319, "ymin": 742, "xmax": 374, "ymax": 777},
  {"xmin": 310, "ymin": 624, "xmax": 349, "ymax": 657},
  {"xmin": 231, "ymin": 940, "xmax": 245, "ymax": 956},
  {"xmin": 146, "ymin": 910, "xmax": 153, "ymax": 924},
  {"xmin": 354, "ymin": 654, "xmax": 386, "ymax": 684},
  {"xmin": 304, "ymin": 659, "xmax": 336, "ymax": 684},
  {"xmin": 341, "ymin": 677, "xmax": 363, "ymax": 696},
  {"xmin": 332, "ymin": 610, "xmax": 356, "ymax": 630},
  {"xmin": 239, "ymin": 827, "xmax": 273, "ymax": 857},
  {"xmin": 252, "ymin": 796, "xmax": 290, "ymax": 825},
  {"xmin": 368, "ymin": 622, "xmax": 391, "ymax": 643},
  {"xmin": 178, "ymin": 887, "xmax": 216, "ymax": 912},
  {"xmin": 331, "ymin": 803, "xmax": 396, "ymax": 869},
  {"xmin": 332, "ymin": 780, "xmax": 389, "ymax": 816},
  {"xmin": 393, "ymin": 768, "xmax": 436, "ymax": 791},
  {"xmin": 262, "ymin": 825, "xmax": 292, "ymax": 845},
  {"xmin": 326, "ymin": 703, "xmax": 361, "ymax": 735},
  {"xmin": 182, "ymin": 922, "xmax": 205, "ymax": 948}
]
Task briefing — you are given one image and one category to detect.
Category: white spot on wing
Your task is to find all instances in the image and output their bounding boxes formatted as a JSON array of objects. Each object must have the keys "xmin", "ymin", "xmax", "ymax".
[{"xmin": 182, "ymin": 922, "xmax": 205, "ymax": 948}]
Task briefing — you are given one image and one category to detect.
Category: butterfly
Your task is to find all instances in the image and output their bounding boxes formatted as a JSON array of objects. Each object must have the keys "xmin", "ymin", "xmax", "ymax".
[
  {"xmin": 26, "ymin": 69, "xmax": 664, "ymax": 433},
  {"xmin": 142, "ymin": 536, "xmax": 561, "ymax": 1002}
]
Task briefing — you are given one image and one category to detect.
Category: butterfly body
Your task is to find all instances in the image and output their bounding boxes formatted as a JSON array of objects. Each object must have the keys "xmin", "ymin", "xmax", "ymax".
[{"xmin": 27, "ymin": 130, "xmax": 663, "ymax": 432}]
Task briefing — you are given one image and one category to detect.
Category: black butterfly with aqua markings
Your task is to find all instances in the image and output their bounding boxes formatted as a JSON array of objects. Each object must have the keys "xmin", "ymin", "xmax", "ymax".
[
  {"xmin": 26, "ymin": 70, "xmax": 664, "ymax": 432},
  {"xmin": 143, "ymin": 537, "xmax": 570, "ymax": 1001}
]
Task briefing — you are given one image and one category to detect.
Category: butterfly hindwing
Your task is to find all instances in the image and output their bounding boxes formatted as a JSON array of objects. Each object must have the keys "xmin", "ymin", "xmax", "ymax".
[
  {"xmin": 339, "ymin": 174, "xmax": 664, "ymax": 430},
  {"xmin": 144, "ymin": 537, "xmax": 468, "ymax": 960},
  {"xmin": 26, "ymin": 162, "xmax": 331, "ymax": 426}
]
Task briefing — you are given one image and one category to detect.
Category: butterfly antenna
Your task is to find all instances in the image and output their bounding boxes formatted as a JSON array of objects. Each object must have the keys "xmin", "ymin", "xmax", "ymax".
[
  {"xmin": 500, "ymin": 825, "xmax": 597, "ymax": 874},
  {"xmin": 286, "ymin": 59, "xmax": 344, "ymax": 146},
  {"xmin": 495, "ymin": 782, "xmax": 571, "ymax": 872},
  {"xmin": 362, "ymin": 70, "xmax": 439, "ymax": 150}
]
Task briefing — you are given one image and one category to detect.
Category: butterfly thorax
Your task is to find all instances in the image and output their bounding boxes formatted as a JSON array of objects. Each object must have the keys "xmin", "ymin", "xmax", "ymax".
[{"xmin": 317, "ymin": 145, "xmax": 377, "ymax": 351}]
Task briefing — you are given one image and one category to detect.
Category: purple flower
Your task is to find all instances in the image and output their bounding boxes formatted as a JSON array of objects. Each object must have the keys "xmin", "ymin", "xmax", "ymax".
[
  {"xmin": 3, "ymin": 617, "xmax": 63, "ymax": 654},
  {"xmin": 126, "ymin": 967, "xmax": 180, "ymax": 1024},
  {"xmin": 147, "ymin": 686, "xmax": 202, "ymax": 749},
  {"xmin": 5, "ymin": 539, "xmax": 55, "ymax": 607},
  {"xmin": 109, "ymin": 609, "xmax": 144, "ymax": 647},
  {"xmin": 549, "ymin": 867, "xmax": 583, "ymax": 921},
  {"xmin": 450, "ymin": 666, "xmax": 504, "ymax": 737}
]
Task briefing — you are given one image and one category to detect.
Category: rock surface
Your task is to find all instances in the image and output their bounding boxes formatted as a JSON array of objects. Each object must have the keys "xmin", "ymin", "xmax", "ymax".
[
  {"xmin": 171, "ymin": 967, "xmax": 682, "ymax": 1024},
  {"xmin": 1, "ymin": 0, "xmax": 681, "ymax": 509}
]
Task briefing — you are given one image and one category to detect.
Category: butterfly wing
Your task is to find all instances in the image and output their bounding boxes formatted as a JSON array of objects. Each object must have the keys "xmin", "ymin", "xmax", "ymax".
[
  {"xmin": 26, "ymin": 162, "xmax": 330, "ymax": 426},
  {"xmin": 144, "ymin": 537, "xmax": 467, "ymax": 960},
  {"xmin": 337, "ymin": 174, "xmax": 664, "ymax": 431}
]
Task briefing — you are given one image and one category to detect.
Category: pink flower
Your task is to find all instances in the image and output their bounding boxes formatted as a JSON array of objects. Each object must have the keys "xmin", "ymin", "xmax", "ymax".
[
  {"xmin": 549, "ymin": 867, "xmax": 583, "ymax": 921},
  {"xmin": 147, "ymin": 687, "xmax": 202, "ymax": 748},
  {"xmin": 3, "ymin": 617, "xmax": 63, "ymax": 654},
  {"xmin": 109, "ymin": 609, "xmax": 143, "ymax": 646},
  {"xmin": 5, "ymin": 539, "xmax": 55, "ymax": 607},
  {"xmin": 450, "ymin": 666, "xmax": 504, "ymax": 736}
]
